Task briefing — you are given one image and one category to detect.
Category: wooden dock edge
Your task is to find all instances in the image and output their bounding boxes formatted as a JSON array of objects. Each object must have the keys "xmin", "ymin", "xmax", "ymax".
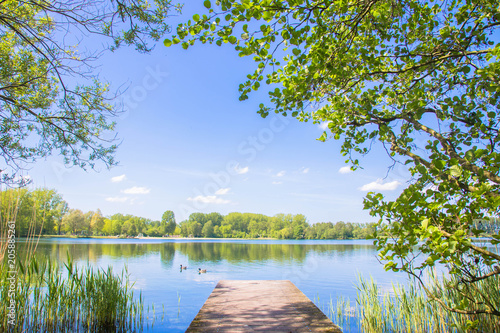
[{"xmin": 187, "ymin": 280, "xmax": 343, "ymax": 332}]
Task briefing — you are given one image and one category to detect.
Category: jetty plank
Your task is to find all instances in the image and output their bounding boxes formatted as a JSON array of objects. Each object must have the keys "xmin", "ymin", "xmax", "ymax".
[{"xmin": 186, "ymin": 280, "xmax": 343, "ymax": 332}]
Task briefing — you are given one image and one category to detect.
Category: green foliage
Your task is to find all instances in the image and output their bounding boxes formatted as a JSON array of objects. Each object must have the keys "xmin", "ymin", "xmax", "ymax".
[
  {"xmin": 106, "ymin": 213, "xmax": 161, "ymax": 237},
  {"xmin": 0, "ymin": 188, "xmax": 67, "ymax": 236},
  {"xmin": 169, "ymin": 0, "xmax": 500, "ymax": 317},
  {"xmin": 63, "ymin": 209, "xmax": 86, "ymax": 235},
  {"xmin": 161, "ymin": 210, "xmax": 177, "ymax": 235},
  {"xmin": 306, "ymin": 222, "xmax": 376, "ymax": 240},
  {"xmin": 0, "ymin": 0, "xmax": 182, "ymax": 184},
  {"xmin": 179, "ymin": 211, "xmax": 373, "ymax": 239},
  {"xmin": 0, "ymin": 188, "xmax": 170, "ymax": 237},
  {"xmin": 202, "ymin": 220, "xmax": 215, "ymax": 237}
]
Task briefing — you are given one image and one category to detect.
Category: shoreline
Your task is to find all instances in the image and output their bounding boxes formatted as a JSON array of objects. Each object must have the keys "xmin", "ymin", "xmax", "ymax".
[
  {"xmin": 35, "ymin": 235, "xmax": 279, "ymax": 240},
  {"xmin": 24, "ymin": 235, "xmax": 376, "ymax": 241}
]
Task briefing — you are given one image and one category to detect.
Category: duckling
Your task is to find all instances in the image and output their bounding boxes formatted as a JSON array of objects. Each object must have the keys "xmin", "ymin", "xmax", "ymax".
[
  {"xmin": 198, "ymin": 268, "xmax": 207, "ymax": 273},
  {"xmin": 180, "ymin": 264, "xmax": 187, "ymax": 270}
]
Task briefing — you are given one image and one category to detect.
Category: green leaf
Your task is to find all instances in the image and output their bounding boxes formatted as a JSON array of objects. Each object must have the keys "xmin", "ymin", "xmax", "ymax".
[
  {"xmin": 193, "ymin": 14, "xmax": 200, "ymax": 22},
  {"xmin": 449, "ymin": 165, "xmax": 462, "ymax": 177},
  {"xmin": 317, "ymin": 131, "xmax": 327, "ymax": 142},
  {"xmin": 383, "ymin": 261, "xmax": 397, "ymax": 271},
  {"xmin": 460, "ymin": 66, "xmax": 471, "ymax": 74},
  {"xmin": 163, "ymin": 39, "xmax": 172, "ymax": 47},
  {"xmin": 262, "ymin": 10, "xmax": 274, "ymax": 21},
  {"xmin": 203, "ymin": 0, "xmax": 211, "ymax": 9},
  {"xmin": 434, "ymin": 159, "xmax": 446, "ymax": 170}
]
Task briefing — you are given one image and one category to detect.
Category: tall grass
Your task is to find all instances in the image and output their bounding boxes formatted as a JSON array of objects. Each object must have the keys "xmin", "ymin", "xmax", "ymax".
[
  {"xmin": 0, "ymin": 255, "xmax": 145, "ymax": 332},
  {"xmin": 324, "ymin": 295, "xmax": 358, "ymax": 331},
  {"xmin": 329, "ymin": 273, "xmax": 500, "ymax": 332}
]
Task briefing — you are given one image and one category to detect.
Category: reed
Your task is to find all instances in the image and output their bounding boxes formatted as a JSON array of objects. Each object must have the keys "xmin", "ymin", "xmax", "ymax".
[
  {"xmin": 330, "ymin": 273, "xmax": 500, "ymax": 332},
  {"xmin": 0, "ymin": 254, "xmax": 145, "ymax": 332}
]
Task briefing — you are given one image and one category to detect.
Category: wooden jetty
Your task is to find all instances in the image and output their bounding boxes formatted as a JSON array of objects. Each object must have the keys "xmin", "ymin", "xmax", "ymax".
[{"xmin": 186, "ymin": 280, "xmax": 343, "ymax": 332}]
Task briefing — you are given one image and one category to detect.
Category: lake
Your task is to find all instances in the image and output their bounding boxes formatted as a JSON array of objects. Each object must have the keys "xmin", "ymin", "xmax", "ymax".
[{"xmin": 24, "ymin": 238, "xmax": 412, "ymax": 332}]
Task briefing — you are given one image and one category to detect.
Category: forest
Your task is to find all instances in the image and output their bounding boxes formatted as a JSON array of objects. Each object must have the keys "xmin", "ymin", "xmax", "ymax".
[{"xmin": 1, "ymin": 187, "xmax": 375, "ymax": 240}]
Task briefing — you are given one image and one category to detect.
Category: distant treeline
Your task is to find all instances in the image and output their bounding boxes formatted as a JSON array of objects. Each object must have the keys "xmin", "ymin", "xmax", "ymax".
[
  {"xmin": 178, "ymin": 212, "xmax": 375, "ymax": 239},
  {"xmin": 2, "ymin": 187, "xmax": 378, "ymax": 239}
]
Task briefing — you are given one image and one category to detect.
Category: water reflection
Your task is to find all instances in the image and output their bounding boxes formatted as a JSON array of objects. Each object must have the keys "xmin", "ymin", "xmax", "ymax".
[{"xmin": 24, "ymin": 239, "xmax": 375, "ymax": 266}]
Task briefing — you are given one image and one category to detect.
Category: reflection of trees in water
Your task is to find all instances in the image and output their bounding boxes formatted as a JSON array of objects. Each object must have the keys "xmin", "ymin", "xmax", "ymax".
[
  {"xmin": 308, "ymin": 244, "xmax": 375, "ymax": 258},
  {"xmin": 25, "ymin": 241, "xmax": 169, "ymax": 263},
  {"xmin": 175, "ymin": 243, "xmax": 375, "ymax": 264},
  {"xmin": 20, "ymin": 240, "xmax": 377, "ymax": 266},
  {"xmin": 160, "ymin": 243, "xmax": 176, "ymax": 269}
]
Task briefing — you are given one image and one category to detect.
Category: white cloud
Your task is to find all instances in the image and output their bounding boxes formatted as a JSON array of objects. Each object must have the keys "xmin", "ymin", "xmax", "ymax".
[
  {"xmin": 187, "ymin": 195, "xmax": 230, "ymax": 204},
  {"xmin": 318, "ymin": 122, "xmax": 330, "ymax": 130},
  {"xmin": 276, "ymin": 170, "xmax": 286, "ymax": 177},
  {"xmin": 339, "ymin": 166, "xmax": 353, "ymax": 174},
  {"xmin": 106, "ymin": 197, "xmax": 128, "ymax": 203},
  {"xmin": 122, "ymin": 186, "xmax": 150, "ymax": 194},
  {"xmin": 234, "ymin": 165, "xmax": 249, "ymax": 174},
  {"xmin": 302, "ymin": 167, "xmax": 310, "ymax": 174},
  {"xmin": 272, "ymin": 181, "xmax": 283, "ymax": 185},
  {"xmin": 360, "ymin": 179, "xmax": 401, "ymax": 192},
  {"xmin": 111, "ymin": 174, "xmax": 126, "ymax": 182},
  {"xmin": 215, "ymin": 188, "xmax": 230, "ymax": 195}
]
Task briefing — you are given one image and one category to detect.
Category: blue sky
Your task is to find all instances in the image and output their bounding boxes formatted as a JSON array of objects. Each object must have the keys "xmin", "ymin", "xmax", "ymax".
[{"xmin": 24, "ymin": 1, "xmax": 410, "ymax": 224}]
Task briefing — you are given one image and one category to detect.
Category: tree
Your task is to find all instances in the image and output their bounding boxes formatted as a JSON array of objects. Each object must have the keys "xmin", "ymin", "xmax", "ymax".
[
  {"xmin": 63, "ymin": 209, "xmax": 85, "ymax": 235},
  {"xmin": 19, "ymin": 188, "xmax": 60, "ymax": 234},
  {"xmin": 219, "ymin": 224, "xmax": 232, "ymax": 238},
  {"xmin": 292, "ymin": 214, "xmax": 308, "ymax": 239},
  {"xmin": 206, "ymin": 212, "xmax": 224, "ymax": 226},
  {"xmin": 83, "ymin": 211, "xmax": 94, "ymax": 236},
  {"xmin": 54, "ymin": 201, "xmax": 69, "ymax": 235},
  {"xmin": 202, "ymin": 220, "xmax": 214, "ymax": 238},
  {"xmin": 0, "ymin": 188, "xmax": 31, "ymax": 236},
  {"xmin": 170, "ymin": 0, "xmax": 500, "ymax": 318},
  {"xmin": 147, "ymin": 223, "xmax": 162, "ymax": 237},
  {"xmin": 0, "ymin": 187, "xmax": 67, "ymax": 236},
  {"xmin": 161, "ymin": 210, "xmax": 176, "ymax": 235},
  {"xmin": 111, "ymin": 219, "xmax": 122, "ymax": 235},
  {"xmin": 90, "ymin": 209, "xmax": 105, "ymax": 235},
  {"xmin": 101, "ymin": 218, "xmax": 113, "ymax": 236},
  {"xmin": 189, "ymin": 222, "xmax": 203, "ymax": 237},
  {"xmin": 122, "ymin": 219, "xmax": 138, "ymax": 236},
  {"xmin": 0, "ymin": 0, "xmax": 181, "ymax": 185}
]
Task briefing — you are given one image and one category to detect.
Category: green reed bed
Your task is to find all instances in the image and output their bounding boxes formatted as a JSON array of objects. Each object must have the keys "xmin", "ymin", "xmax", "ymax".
[
  {"xmin": 329, "ymin": 274, "xmax": 500, "ymax": 333},
  {"xmin": 0, "ymin": 256, "xmax": 145, "ymax": 333}
]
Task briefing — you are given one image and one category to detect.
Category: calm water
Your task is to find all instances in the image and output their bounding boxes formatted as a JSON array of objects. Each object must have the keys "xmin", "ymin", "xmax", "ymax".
[{"xmin": 24, "ymin": 238, "xmax": 411, "ymax": 332}]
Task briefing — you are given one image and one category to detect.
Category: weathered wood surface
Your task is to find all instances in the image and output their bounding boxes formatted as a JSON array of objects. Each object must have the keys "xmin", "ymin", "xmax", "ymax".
[{"xmin": 186, "ymin": 280, "xmax": 343, "ymax": 333}]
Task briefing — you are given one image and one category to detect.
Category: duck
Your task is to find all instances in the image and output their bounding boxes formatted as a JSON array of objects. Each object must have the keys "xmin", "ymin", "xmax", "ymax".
[
  {"xmin": 180, "ymin": 265, "xmax": 187, "ymax": 270},
  {"xmin": 198, "ymin": 268, "xmax": 207, "ymax": 273}
]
